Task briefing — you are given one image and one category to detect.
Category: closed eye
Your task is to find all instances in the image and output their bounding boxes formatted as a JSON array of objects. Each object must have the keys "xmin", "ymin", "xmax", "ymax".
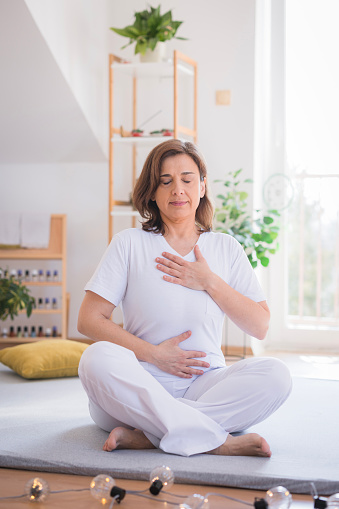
[{"xmin": 161, "ymin": 180, "xmax": 192, "ymax": 185}]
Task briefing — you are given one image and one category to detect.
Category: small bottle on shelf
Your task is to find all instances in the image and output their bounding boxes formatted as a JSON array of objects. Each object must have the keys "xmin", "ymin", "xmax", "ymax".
[
  {"xmin": 17, "ymin": 269, "xmax": 23, "ymax": 279},
  {"xmin": 4, "ymin": 270, "xmax": 9, "ymax": 279},
  {"xmin": 38, "ymin": 298, "xmax": 44, "ymax": 309},
  {"xmin": 38, "ymin": 326, "xmax": 44, "ymax": 337},
  {"xmin": 52, "ymin": 326, "xmax": 58, "ymax": 337},
  {"xmin": 46, "ymin": 270, "xmax": 51, "ymax": 282},
  {"xmin": 45, "ymin": 327, "xmax": 51, "ymax": 338},
  {"xmin": 24, "ymin": 270, "xmax": 30, "ymax": 282},
  {"xmin": 10, "ymin": 269, "xmax": 17, "ymax": 279},
  {"xmin": 45, "ymin": 298, "xmax": 51, "ymax": 310},
  {"xmin": 52, "ymin": 298, "xmax": 58, "ymax": 310},
  {"xmin": 9, "ymin": 326, "xmax": 16, "ymax": 337},
  {"xmin": 23, "ymin": 326, "xmax": 29, "ymax": 338},
  {"xmin": 1, "ymin": 328, "xmax": 8, "ymax": 338},
  {"xmin": 17, "ymin": 326, "xmax": 22, "ymax": 338},
  {"xmin": 38, "ymin": 269, "xmax": 44, "ymax": 282},
  {"xmin": 53, "ymin": 270, "xmax": 59, "ymax": 282},
  {"xmin": 32, "ymin": 269, "xmax": 38, "ymax": 282},
  {"xmin": 31, "ymin": 326, "xmax": 36, "ymax": 338}
]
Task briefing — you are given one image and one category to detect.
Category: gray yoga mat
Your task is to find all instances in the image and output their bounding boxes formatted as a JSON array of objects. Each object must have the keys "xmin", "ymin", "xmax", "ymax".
[{"xmin": 0, "ymin": 363, "xmax": 338, "ymax": 495}]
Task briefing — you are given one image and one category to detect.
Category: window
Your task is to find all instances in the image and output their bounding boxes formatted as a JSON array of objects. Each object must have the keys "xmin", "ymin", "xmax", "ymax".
[{"xmin": 254, "ymin": 0, "xmax": 339, "ymax": 351}]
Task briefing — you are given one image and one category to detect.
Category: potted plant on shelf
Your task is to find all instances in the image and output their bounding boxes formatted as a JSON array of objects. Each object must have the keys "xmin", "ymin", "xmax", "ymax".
[
  {"xmin": 0, "ymin": 271, "xmax": 35, "ymax": 322},
  {"xmin": 214, "ymin": 169, "xmax": 280, "ymax": 268},
  {"xmin": 110, "ymin": 5, "xmax": 187, "ymax": 62}
]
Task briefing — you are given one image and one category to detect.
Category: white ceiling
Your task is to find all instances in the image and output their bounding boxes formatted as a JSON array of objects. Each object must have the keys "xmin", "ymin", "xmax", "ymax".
[{"xmin": 0, "ymin": 0, "xmax": 106, "ymax": 163}]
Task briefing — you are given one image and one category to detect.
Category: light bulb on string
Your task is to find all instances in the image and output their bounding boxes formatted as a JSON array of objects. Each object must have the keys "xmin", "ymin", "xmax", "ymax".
[
  {"xmin": 90, "ymin": 474, "xmax": 125, "ymax": 505},
  {"xmin": 24, "ymin": 477, "xmax": 50, "ymax": 503},
  {"xmin": 149, "ymin": 465, "xmax": 174, "ymax": 495},
  {"xmin": 179, "ymin": 493, "xmax": 210, "ymax": 509},
  {"xmin": 265, "ymin": 486, "xmax": 292, "ymax": 509},
  {"xmin": 328, "ymin": 494, "xmax": 339, "ymax": 508}
]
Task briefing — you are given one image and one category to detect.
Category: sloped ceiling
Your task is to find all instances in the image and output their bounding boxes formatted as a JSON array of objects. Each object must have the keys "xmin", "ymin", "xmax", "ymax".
[{"xmin": 0, "ymin": 0, "xmax": 106, "ymax": 163}]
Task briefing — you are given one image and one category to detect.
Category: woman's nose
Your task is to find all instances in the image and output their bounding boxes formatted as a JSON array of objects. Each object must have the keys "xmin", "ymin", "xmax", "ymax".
[{"xmin": 172, "ymin": 179, "xmax": 184, "ymax": 194}]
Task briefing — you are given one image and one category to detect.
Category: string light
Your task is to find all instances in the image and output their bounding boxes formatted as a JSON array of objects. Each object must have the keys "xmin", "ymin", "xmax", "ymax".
[
  {"xmin": 179, "ymin": 493, "xmax": 210, "ymax": 508},
  {"xmin": 0, "ymin": 470, "xmax": 337, "ymax": 509},
  {"xmin": 265, "ymin": 486, "xmax": 292, "ymax": 509},
  {"xmin": 328, "ymin": 494, "xmax": 339, "ymax": 508},
  {"xmin": 149, "ymin": 465, "xmax": 175, "ymax": 495},
  {"xmin": 24, "ymin": 477, "xmax": 50, "ymax": 503},
  {"xmin": 90, "ymin": 474, "xmax": 126, "ymax": 505}
]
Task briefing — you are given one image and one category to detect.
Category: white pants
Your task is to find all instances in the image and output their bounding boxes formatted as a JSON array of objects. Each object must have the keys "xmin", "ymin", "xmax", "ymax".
[{"xmin": 78, "ymin": 341, "xmax": 292, "ymax": 457}]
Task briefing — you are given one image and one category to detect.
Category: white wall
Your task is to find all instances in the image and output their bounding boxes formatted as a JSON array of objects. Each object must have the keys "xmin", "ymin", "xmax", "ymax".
[
  {"xmin": 1, "ymin": 0, "xmax": 257, "ymax": 346},
  {"xmin": 25, "ymin": 0, "xmax": 111, "ymax": 157}
]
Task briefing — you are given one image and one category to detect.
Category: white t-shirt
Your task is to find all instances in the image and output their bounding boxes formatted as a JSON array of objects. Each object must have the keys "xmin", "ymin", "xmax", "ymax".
[{"xmin": 85, "ymin": 228, "xmax": 266, "ymax": 378}]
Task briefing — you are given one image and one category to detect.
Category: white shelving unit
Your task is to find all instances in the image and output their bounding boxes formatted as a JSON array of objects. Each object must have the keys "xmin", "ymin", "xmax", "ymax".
[{"xmin": 108, "ymin": 51, "xmax": 198, "ymax": 241}]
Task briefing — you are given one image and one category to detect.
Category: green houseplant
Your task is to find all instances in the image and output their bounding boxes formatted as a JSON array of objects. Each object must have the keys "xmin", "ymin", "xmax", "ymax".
[
  {"xmin": 0, "ymin": 272, "xmax": 35, "ymax": 321},
  {"xmin": 214, "ymin": 169, "xmax": 280, "ymax": 268},
  {"xmin": 110, "ymin": 5, "xmax": 187, "ymax": 57}
]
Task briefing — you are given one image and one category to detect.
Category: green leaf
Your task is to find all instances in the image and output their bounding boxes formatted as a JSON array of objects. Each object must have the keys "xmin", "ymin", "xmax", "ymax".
[
  {"xmin": 263, "ymin": 216, "xmax": 274, "ymax": 225},
  {"xmin": 260, "ymin": 257, "xmax": 270, "ymax": 267}
]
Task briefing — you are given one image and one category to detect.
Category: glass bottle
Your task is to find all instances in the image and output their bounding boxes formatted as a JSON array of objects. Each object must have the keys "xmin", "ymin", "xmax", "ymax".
[
  {"xmin": 45, "ymin": 327, "xmax": 51, "ymax": 338},
  {"xmin": 17, "ymin": 326, "xmax": 22, "ymax": 338},
  {"xmin": 38, "ymin": 269, "xmax": 44, "ymax": 282},
  {"xmin": 53, "ymin": 270, "xmax": 59, "ymax": 282},
  {"xmin": 38, "ymin": 326, "xmax": 44, "ymax": 337},
  {"xmin": 23, "ymin": 326, "xmax": 29, "ymax": 338},
  {"xmin": 46, "ymin": 270, "xmax": 51, "ymax": 282},
  {"xmin": 38, "ymin": 298, "xmax": 44, "ymax": 310},
  {"xmin": 45, "ymin": 298, "xmax": 51, "ymax": 310},
  {"xmin": 52, "ymin": 326, "xmax": 58, "ymax": 337},
  {"xmin": 9, "ymin": 326, "xmax": 15, "ymax": 337},
  {"xmin": 31, "ymin": 326, "xmax": 36, "ymax": 338},
  {"xmin": 52, "ymin": 298, "xmax": 57, "ymax": 310},
  {"xmin": 24, "ymin": 269, "xmax": 30, "ymax": 282}
]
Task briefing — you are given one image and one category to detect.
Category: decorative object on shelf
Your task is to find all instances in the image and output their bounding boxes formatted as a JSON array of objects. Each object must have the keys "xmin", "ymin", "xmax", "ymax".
[
  {"xmin": 0, "ymin": 270, "xmax": 35, "ymax": 321},
  {"xmin": 263, "ymin": 173, "xmax": 294, "ymax": 211},
  {"xmin": 110, "ymin": 5, "xmax": 187, "ymax": 62},
  {"xmin": 214, "ymin": 169, "xmax": 280, "ymax": 268}
]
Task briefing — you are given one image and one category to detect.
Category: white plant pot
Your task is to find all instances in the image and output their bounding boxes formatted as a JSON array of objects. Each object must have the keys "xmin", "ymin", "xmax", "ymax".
[{"xmin": 139, "ymin": 42, "xmax": 166, "ymax": 63}]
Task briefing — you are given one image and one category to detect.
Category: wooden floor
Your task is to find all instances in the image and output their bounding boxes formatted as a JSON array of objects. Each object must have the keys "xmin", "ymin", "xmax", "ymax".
[{"xmin": 0, "ymin": 468, "xmax": 313, "ymax": 508}]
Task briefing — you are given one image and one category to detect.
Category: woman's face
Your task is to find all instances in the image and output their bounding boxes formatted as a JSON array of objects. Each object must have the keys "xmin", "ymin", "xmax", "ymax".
[{"xmin": 153, "ymin": 154, "xmax": 205, "ymax": 226}]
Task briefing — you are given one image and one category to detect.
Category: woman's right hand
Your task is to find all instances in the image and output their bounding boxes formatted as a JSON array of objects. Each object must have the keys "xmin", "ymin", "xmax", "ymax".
[{"xmin": 150, "ymin": 331, "xmax": 210, "ymax": 378}]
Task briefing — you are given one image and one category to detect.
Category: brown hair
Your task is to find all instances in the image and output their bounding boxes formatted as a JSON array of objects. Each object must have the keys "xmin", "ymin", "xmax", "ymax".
[{"xmin": 132, "ymin": 139, "xmax": 214, "ymax": 235}]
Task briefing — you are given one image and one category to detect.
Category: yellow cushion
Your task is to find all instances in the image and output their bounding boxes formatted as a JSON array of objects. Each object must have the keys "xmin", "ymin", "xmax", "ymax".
[{"xmin": 0, "ymin": 339, "xmax": 89, "ymax": 379}]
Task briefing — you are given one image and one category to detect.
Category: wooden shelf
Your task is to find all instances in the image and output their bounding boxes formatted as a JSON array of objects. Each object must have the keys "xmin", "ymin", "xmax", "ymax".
[
  {"xmin": 23, "ymin": 281, "xmax": 62, "ymax": 286},
  {"xmin": 0, "ymin": 336, "xmax": 64, "ymax": 347},
  {"xmin": 0, "ymin": 215, "xmax": 68, "ymax": 343},
  {"xmin": 109, "ymin": 51, "xmax": 198, "ymax": 241},
  {"xmin": 111, "ymin": 135, "xmax": 174, "ymax": 144},
  {"xmin": 19, "ymin": 309, "xmax": 62, "ymax": 315},
  {"xmin": 112, "ymin": 59, "xmax": 194, "ymax": 78}
]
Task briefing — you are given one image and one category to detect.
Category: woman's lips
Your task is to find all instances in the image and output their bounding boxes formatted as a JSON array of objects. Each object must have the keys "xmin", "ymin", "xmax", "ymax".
[{"xmin": 170, "ymin": 201, "xmax": 187, "ymax": 206}]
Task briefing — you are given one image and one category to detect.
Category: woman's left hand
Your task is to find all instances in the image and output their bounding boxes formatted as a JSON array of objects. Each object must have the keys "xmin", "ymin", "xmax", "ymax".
[{"xmin": 155, "ymin": 245, "xmax": 212, "ymax": 291}]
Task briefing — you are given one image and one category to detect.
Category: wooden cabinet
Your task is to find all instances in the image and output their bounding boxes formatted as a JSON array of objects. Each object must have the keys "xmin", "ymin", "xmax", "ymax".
[
  {"xmin": 108, "ymin": 51, "xmax": 198, "ymax": 241},
  {"xmin": 0, "ymin": 214, "xmax": 68, "ymax": 346}
]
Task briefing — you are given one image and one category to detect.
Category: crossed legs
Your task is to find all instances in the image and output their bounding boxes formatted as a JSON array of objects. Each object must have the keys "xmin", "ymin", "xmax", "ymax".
[{"xmin": 79, "ymin": 342, "xmax": 292, "ymax": 457}]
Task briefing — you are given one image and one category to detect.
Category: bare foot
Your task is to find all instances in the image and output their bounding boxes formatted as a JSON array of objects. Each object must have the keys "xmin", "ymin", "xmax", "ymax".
[
  {"xmin": 208, "ymin": 433, "xmax": 271, "ymax": 457},
  {"xmin": 103, "ymin": 427, "xmax": 156, "ymax": 452}
]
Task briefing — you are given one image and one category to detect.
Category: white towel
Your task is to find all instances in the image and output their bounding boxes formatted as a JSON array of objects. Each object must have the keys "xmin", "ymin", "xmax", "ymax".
[
  {"xmin": 21, "ymin": 213, "xmax": 51, "ymax": 249},
  {"xmin": 0, "ymin": 212, "xmax": 21, "ymax": 246}
]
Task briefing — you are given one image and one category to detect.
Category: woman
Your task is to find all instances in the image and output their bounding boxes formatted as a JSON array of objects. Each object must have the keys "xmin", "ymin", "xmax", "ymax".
[{"xmin": 78, "ymin": 139, "xmax": 291, "ymax": 457}]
